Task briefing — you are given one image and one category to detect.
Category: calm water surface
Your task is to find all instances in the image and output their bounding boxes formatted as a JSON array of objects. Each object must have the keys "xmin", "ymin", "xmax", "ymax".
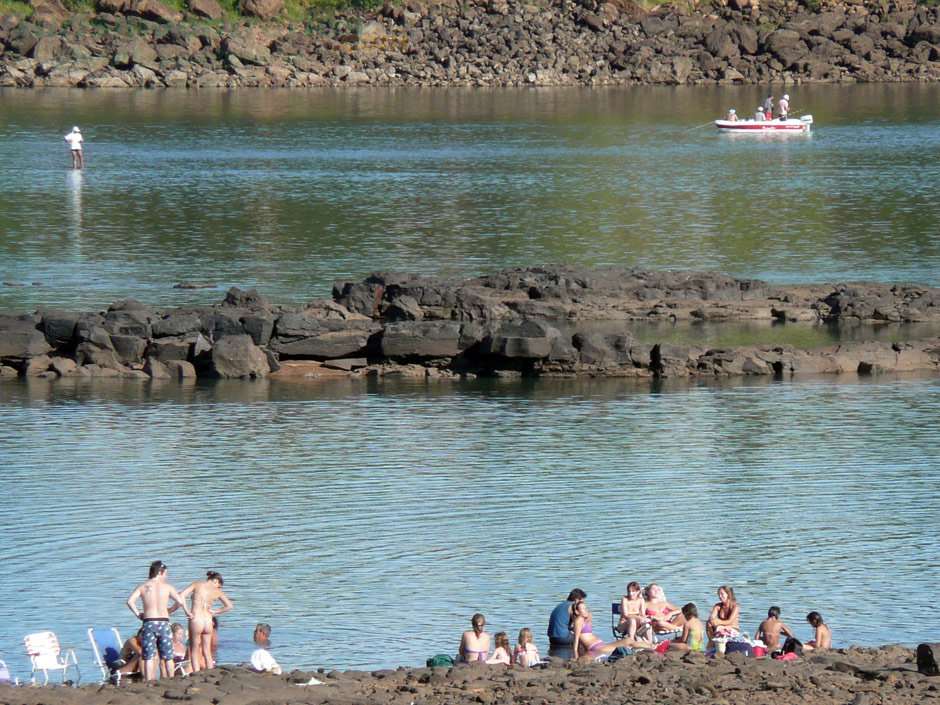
[
  {"xmin": 1, "ymin": 375, "xmax": 939, "ymax": 676},
  {"xmin": 1, "ymin": 86, "xmax": 939, "ymax": 679},
  {"xmin": 1, "ymin": 84, "xmax": 939, "ymax": 311}
]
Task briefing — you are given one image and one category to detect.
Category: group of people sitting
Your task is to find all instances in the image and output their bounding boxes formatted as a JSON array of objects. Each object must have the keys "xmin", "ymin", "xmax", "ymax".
[
  {"xmin": 460, "ymin": 583, "xmax": 831, "ymax": 666},
  {"xmin": 725, "ymin": 93, "xmax": 792, "ymax": 122}
]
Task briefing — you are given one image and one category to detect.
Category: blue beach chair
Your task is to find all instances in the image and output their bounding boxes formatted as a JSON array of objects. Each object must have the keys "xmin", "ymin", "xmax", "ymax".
[{"xmin": 88, "ymin": 628, "xmax": 123, "ymax": 684}]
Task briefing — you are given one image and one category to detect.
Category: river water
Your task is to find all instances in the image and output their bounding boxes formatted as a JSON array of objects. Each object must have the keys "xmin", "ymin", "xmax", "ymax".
[{"xmin": 0, "ymin": 85, "xmax": 939, "ymax": 678}]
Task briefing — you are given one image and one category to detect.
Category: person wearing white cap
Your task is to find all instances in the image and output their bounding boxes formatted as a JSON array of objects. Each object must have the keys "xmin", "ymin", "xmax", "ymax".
[
  {"xmin": 63, "ymin": 126, "xmax": 84, "ymax": 169},
  {"xmin": 777, "ymin": 94, "xmax": 790, "ymax": 120},
  {"xmin": 755, "ymin": 106, "xmax": 766, "ymax": 122},
  {"xmin": 725, "ymin": 108, "xmax": 739, "ymax": 122}
]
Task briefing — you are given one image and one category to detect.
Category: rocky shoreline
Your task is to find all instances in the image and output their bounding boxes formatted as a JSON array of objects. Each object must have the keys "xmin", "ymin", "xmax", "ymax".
[
  {"xmin": 1, "ymin": 644, "xmax": 939, "ymax": 705},
  {"xmin": 2, "ymin": 266, "xmax": 940, "ymax": 382},
  {"xmin": 2, "ymin": 0, "xmax": 940, "ymax": 88}
]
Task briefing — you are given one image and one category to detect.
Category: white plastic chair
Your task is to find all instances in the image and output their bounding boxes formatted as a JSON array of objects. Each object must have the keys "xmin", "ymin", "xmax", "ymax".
[
  {"xmin": 24, "ymin": 631, "xmax": 80, "ymax": 684},
  {"xmin": 0, "ymin": 658, "xmax": 19, "ymax": 685}
]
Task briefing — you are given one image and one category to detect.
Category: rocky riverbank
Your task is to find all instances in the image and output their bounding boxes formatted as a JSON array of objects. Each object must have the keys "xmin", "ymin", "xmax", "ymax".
[
  {"xmin": 1, "ymin": 645, "xmax": 939, "ymax": 705},
  {"xmin": 2, "ymin": 0, "xmax": 940, "ymax": 88},
  {"xmin": 2, "ymin": 267, "xmax": 940, "ymax": 381}
]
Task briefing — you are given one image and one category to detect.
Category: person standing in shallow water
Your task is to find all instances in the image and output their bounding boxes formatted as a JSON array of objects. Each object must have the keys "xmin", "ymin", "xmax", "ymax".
[
  {"xmin": 179, "ymin": 570, "xmax": 233, "ymax": 672},
  {"xmin": 63, "ymin": 126, "xmax": 84, "ymax": 169},
  {"xmin": 126, "ymin": 560, "xmax": 192, "ymax": 681}
]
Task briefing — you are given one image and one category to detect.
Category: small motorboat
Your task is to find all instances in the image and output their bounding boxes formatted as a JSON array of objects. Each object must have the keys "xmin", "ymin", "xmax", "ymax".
[{"xmin": 715, "ymin": 115, "xmax": 813, "ymax": 133}]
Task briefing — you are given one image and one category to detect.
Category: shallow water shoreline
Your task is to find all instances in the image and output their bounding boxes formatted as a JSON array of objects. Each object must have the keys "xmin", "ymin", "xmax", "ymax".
[{"xmin": 1, "ymin": 645, "xmax": 938, "ymax": 705}]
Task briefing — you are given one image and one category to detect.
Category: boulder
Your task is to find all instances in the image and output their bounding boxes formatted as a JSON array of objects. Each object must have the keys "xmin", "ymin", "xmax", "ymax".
[
  {"xmin": 165, "ymin": 359, "xmax": 197, "ymax": 378},
  {"xmin": 486, "ymin": 320, "xmax": 560, "ymax": 359},
  {"xmin": 240, "ymin": 0, "xmax": 283, "ymax": 21},
  {"xmin": 188, "ymin": 0, "xmax": 223, "ymax": 20},
  {"xmin": 271, "ymin": 321, "xmax": 377, "ymax": 358},
  {"xmin": 0, "ymin": 315, "xmax": 52, "ymax": 361},
  {"xmin": 385, "ymin": 296, "xmax": 424, "ymax": 321},
  {"xmin": 917, "ymin": 643, "xmax": 940, "ymax": 676},
  {"xmin": 31, "ymin": 1, "xmax": 71, "ymax": 26},
  {"xmin": 222, "ymin": 286, "xmax": 268, "ymax": 310},
  {"xmin": 766, "ymin": 29, "xmax": 808, "ymax": 68},
  {"xmin": 113, "ymin": 39, "xmax": 159, "ymax": 69},
  {"xmin": 145, "ymin": 337, "xmax": 193, "ymax": 362},
  {"xmin": 153, "ymin": 311, "xmax": 205, "ymax": 338},
  {"xmin": 31, "ymin": 36, "xmax": 62, "ymax": 62},
  {"xmin": 143, "ymin": 357, "xmax": 172, "ymax": 379},
  {"xmin": 39, "ymin": 310, "xmax": 81, "ymax": 347},
  {"xmin": 50, "ymin": 357, "xmax": 78, "ymax": 377},
  {"xmin": 208, "ymin": 334, "xmax": 270, "ymax": 378},
  {"xmin": 24, "ymin": 354, "xmax": 53, "ymax": 376},
  {"xmin": 380, "ymin": 321, "xmax": 467, "ymax": 358},
  {"xmin": 126, "ymin": 0, "xmax": 184, "ymax": 23},
  {"xmin": 222, "ymin": 36, "xmax": 272, "ymax": 66},
  {"xmin": 110, "ymin": 335, "xmax": 148, "ymax": 365},
  {"xmin": 573, "ymin": 331, "xmax": 636, "ymax": 366}
]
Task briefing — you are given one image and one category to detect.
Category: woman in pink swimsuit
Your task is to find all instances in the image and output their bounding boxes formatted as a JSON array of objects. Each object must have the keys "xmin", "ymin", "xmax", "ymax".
[
  {"xmin": 571, "ymin": 601, "xmax": 653, "ymax": 658},
  {"xmin": 644, "ymin": 583, "xmax": 685, "ymax": 634}
]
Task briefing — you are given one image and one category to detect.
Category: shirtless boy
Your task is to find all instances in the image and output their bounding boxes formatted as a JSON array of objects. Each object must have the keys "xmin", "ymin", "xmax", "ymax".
[
  {"xmin": 755, "ymin": 606, "xmax": 793, "ymax": 650},
  {"xmin": 126, "ymin": 561, "xmax": 192, "ymax": 680}
]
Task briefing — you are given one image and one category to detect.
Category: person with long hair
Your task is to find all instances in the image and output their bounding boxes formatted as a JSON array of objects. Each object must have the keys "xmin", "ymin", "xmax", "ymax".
[
  {"xmin": 706, "ymin": 585, "xmax": 739, "ymax": 647},
  {"xmin": 570, "ymin": 601, "xmax": 653, "ymax": 659},
  {"xmin": 179, "ymin": 570, "xmax": 233, "ymax": 672},
  {"xmin": 458, "ymin": 613, "xmax": 490, "ymax": 662},
  {"xmin": 618, "ymin": 581, "xmax": 651, "ymax": 641},
  {"xmin": 803, "ymin": 612, "xmax": 831, "ymax": 651},
  {"xmin": 644, "ymin": 583, "xmax": 685, "ymax": 634}
]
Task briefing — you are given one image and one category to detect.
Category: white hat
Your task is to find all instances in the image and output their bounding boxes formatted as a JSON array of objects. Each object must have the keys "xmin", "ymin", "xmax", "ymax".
[
  {"xmin": 783, "ymin": 94, "xmax": 789, "ymax": 100},
  {"xmin": 729, "ymin": 109, "xmax": 735, "ymax": 114},
  {"xmin": 72, "ymin": 126, "xmax": 81, "ymax": 132}
]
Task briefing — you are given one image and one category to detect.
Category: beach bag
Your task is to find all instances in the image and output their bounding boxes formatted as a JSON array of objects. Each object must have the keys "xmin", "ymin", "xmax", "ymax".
[
  {"xmin": 724, "ymin": 641, "xmax": 755, "ymax": 658},
  {"xmin": 606, "ymin": 646, "xmax": 633, "ymax": 663},
  {"xmin": 654, "ymin": 640, "xmax": 670, "ymax": 654},
  {"xmin": 426, "ymin": 654, "xmax": 455, "ymax": 668},
  {"xmin": 782, "ymin": 637, "xmax": 803, "ymax": 657}
]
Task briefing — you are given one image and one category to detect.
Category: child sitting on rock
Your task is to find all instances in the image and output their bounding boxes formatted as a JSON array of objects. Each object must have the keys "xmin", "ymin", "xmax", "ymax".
[
  {"xmin": 486, "ymin": 632, "xmax": 511, "ymax": 665},
  {"xmin": 513, "ymin": 628, "xmax": 540, "ymax": 667},
  {"xmin": 668, "ymin": 603, "xmax": 705, "ymax": 652},
  {"xmin": 755, "ymin": 606, "xmax": 793, "ymax": 651}
]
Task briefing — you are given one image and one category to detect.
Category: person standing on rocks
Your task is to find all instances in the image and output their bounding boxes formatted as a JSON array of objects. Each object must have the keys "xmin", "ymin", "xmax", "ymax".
[
  {"xmin": 547, "ymin": 588, "xmax": 586, "ymax": 654},
  {"xmin": 126, "ymin": 560, "xmax": 193, "ymax": 681},
  {"xmin": 63, "ymin": 126, "xmax": 84, "ymax": 169}
]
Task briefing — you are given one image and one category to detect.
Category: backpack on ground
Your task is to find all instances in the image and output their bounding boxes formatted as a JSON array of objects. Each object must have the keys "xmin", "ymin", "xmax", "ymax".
[{"xmin": 426, "ymin": 654, "xmax": 455, "ymax": 668}]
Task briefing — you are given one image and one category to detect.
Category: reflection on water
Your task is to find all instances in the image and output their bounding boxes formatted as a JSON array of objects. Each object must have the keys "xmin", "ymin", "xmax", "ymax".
[
  {"xmin": 0, "ymin": 375, "xmax": 938, "ymax": 677},
  {"xmin": 0, "ymin": 85, "xmax": 939, "ymax": 311}
]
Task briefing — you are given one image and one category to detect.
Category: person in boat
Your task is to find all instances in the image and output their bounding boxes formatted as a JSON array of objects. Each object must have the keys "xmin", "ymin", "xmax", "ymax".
[
  {"xmin": 458, "ymin": 613, "xmax": 490, "ymax": 662},
  {"xmin": 725, "ymin": 108, "xmax": 739, "ymax": 121},
  {"xmin": 777, "ymin": 94, "xmax": 790, "ymax": 120},
  {"xmin": 755, "ymin": 106, "xmax": 766, "ymax": 121},
  {"xmin": 763, "ymin": 94, "xmax": 774, "ymax": 120}
]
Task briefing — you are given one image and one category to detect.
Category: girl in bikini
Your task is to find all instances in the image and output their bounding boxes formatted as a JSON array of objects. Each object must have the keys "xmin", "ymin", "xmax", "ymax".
[
  {"xmin": 513, "ymin": 628, "xmax": 540, "ymax": 667},
  {"xmin": 458, "ymin": 613, "xmax": 490, "ymax": 662},
  {"xmin": 571, "ymin": 601, "xmax": 653, "ymax": 659},
  {"xmin": 644, "ymin": 583, "xmax": 685, "ymax": 635},
  {"xmin": 179, "ymin": 571, "xmax": 233, "ymax": 672},
  {"xmin": 618, "ymin": 581, "xmax": 651, "ymax": 642},
  {"xmin": 706, "ymin": 585, "xmax": 740, "ymax": 647}
]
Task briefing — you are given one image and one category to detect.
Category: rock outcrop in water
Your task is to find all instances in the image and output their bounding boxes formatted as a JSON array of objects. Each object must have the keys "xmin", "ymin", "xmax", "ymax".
[
  {"xmin": 0, "ymin": 645, "xmax": 936, "ymax": 705},
  {"xmin": 2, "ymin": 267, "xmax": 940, "ymax": 381},
  {"xmin": 2, "ymin": 0, "xmax": 940, "ymax": 88}
]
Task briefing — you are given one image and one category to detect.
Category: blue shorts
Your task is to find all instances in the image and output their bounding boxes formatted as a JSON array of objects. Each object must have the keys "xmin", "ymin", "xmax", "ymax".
[{"xmin": 141, "ymin": 619, "xmax": 173, "ymax": 661}]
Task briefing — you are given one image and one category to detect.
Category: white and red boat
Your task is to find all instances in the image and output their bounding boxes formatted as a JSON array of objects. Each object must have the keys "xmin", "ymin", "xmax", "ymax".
[{"xmin": 715, "ymin": 115, "xmax": 813, "ymax": 133}]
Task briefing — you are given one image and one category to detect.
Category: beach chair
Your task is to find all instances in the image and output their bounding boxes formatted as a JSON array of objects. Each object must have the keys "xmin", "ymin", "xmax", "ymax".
[
  {"xmin": 0, "ymin": 658, "xmax": 18, "ymax": 684},
  {"xmin": 24, "ymin": 631, "xmax": 80, "ymax": 684},
  {"xmin": 611, "ymin": 602, "xmax": 652, "ymax": 642},
  {"xmin": 88, "ymin": 628, "xmax": 123, "ymax": 684}
]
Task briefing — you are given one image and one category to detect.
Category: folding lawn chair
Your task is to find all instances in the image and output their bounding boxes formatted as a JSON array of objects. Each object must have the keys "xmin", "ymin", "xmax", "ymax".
[
  {"xmin": 24, "ymin": 631, "xmax": 80, "ymax": 684},
  {"xmin": 88, "ymin": 628, "xmax": 123, "ymax": 684},
  {"xmin": 0, "ymin": 658, "xmax": 18, "ymax": 684}
]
